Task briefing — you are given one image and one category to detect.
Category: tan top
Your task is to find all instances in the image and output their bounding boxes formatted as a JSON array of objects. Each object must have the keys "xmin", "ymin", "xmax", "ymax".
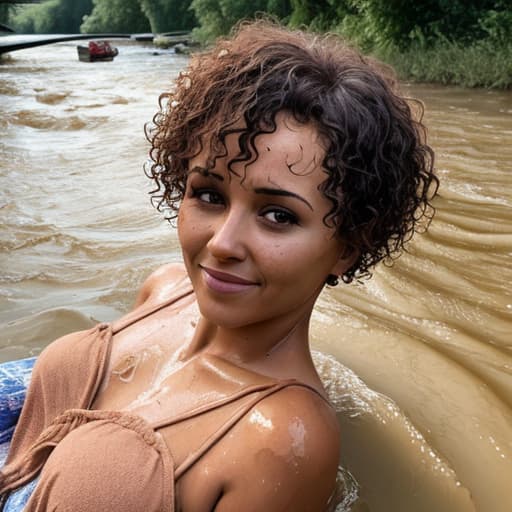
[{"xmin": 0, "ymin": 287, "xmax": 325, "ymax": 511}]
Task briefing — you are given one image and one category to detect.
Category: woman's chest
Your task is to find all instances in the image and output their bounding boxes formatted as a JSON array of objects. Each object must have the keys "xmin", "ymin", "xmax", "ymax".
[{"xmin": 93, "ymin": 301, "xmax": 200, "ymax": 413}]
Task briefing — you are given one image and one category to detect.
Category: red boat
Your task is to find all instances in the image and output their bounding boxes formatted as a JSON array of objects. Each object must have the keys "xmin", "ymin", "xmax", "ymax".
[{"xmin": 77, "ymin": 40, "xmax": 118, "ymax": 62}]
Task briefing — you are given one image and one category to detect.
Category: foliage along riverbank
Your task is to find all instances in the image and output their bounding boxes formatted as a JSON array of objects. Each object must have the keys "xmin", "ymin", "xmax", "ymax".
[
  {"xmin": 288, "ymin": 1, "xmax": 511, "ymax": 90},
  {"xmin": 1, "ymin": 0, "xmax": 511, "ymax": 89},
  {"xmin": 373, "ymin": 38, "xmax": 512, "ymax": 90}
]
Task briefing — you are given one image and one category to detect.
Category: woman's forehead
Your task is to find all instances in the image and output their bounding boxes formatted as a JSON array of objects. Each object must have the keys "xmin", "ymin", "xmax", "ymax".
[
  {"xmin": 190, "ymin": 112, "xmax": 326, "ymax": 174},
  {"xmin": 188, "ymin": 122, "xmax": 329, "ymax": 201}
]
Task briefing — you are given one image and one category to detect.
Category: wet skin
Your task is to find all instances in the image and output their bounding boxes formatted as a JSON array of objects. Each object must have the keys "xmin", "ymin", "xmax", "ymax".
[
  {"xmin": 178, "ymin": 112, "xmax": 350, "ymax": 363},
  {"xmin": 93, "ymin": 113, "xmax": 348, "ymax": 511}
]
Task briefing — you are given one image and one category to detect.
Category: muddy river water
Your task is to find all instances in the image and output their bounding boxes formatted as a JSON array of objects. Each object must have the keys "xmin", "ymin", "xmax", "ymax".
[{"xmin": 1, "ymin": 40, "xmax": 511, "ymax": 511}]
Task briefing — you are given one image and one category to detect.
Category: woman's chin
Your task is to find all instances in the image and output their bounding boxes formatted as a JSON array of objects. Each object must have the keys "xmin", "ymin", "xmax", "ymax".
[{"xmin": 196, "ymin": 300, "xmax": 251, "ymax": 330}]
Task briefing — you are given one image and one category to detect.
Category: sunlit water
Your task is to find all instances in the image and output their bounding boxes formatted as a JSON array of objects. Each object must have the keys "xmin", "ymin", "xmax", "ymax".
[{"xmin": 1, "ymin": 40, "xmax": 511, "ymax": 511}]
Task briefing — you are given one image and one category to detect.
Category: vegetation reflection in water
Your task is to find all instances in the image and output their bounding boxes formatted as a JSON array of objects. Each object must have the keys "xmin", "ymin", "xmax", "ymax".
[{"xmin": 0, "ymin": 42, "xmax": 511, "ymax": 511}]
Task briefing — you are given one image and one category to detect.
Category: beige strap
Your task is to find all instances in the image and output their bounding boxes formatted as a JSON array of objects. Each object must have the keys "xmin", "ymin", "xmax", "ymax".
[
  {"xmin": 151, "ymin": 382, "xmax": 278, "ymax": 432},
  {"xmin": 173, "ymin": 380, "xmax": 325, "ymax": 480},
  {"xmin": 111, "ymin": 280, "xmax": 193, "ymax": 335}
]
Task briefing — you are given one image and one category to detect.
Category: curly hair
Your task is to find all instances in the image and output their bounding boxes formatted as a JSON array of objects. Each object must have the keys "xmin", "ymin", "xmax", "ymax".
[{"xmin": 145, "ymin": 20, "xmax": 438, "ymax": 283}]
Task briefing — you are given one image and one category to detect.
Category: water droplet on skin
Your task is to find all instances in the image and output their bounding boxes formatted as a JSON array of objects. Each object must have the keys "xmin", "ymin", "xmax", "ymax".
[
  {"xmin": 112, "ymin": 354, "xmax": 141, "ymax": 383},
  {"xmin": 249, "ymin": 409, "xmax": 273, "ymax": 430},
  {"xmin": 288, "ymin": 418, "xmax": 306, "ymax": 457}
]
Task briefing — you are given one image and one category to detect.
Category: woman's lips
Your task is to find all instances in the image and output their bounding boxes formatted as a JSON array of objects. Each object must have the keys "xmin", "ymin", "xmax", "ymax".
[{"xmin": 200, "ymin": 266, "xmax": 258, "ymax": 293}]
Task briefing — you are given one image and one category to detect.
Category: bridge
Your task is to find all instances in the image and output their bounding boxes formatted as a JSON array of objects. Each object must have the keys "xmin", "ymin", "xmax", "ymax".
[
  {"xmin": 0, "ymin": 32, "xmax": 191, "ymax": 54},
  {"xmin": 0, "ymin": 34, "xmax": 132, "ymax": 54}
]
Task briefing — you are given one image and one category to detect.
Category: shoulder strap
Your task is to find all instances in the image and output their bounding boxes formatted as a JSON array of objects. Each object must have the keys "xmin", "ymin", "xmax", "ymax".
[
  {"xmin": 172, "ymin": 380, "xmax": 329, "ymax": 480},
  {"xmin": 151, "ymin": 382, "xmax": 278, "ymax": 432},
  {"xmin": 111, "ymin": 278, "xmax": 193, "ymax": 335}
]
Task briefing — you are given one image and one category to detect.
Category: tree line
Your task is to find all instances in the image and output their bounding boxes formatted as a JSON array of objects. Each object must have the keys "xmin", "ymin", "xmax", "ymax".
[
  {"xmin": 2, "ymin": 0, "xmax": 510, "ymax": 87},
  {"xmin": 2, "ymin": 0, "xmax": 508, "ymax": 47}
]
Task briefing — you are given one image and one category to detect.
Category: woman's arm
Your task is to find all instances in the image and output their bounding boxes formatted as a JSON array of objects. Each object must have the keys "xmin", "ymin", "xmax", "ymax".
[{"xmin": 213, "ymin": 386, "xmax": 340, "ymax": 512}]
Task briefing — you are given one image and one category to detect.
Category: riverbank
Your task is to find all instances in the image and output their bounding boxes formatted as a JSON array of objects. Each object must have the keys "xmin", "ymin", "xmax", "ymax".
[
  {"xmin": 374, "ymin": 39, "xmax": 512, "ymax": 89},
  {"xmin": 188, "ymin": 27, "xmax": 512, "ymax": 90},
  {"xmin": 184, "ymin": 32, "xmax": 512, "ymax": 90}
]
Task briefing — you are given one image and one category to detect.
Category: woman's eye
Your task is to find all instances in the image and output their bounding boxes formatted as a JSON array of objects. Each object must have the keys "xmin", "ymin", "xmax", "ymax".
[
  {"xmin": 262, "ymin": 209, "xmax": 298, "ymax": 226},
  {"xmin": 192, "ymin": 188, "xmax": 224, "ymax": 205}
]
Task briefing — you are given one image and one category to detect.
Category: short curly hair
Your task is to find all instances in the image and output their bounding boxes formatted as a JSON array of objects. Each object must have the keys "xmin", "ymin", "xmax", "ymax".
[{"xmin": 145, "ymin": 20, "xmax": 437, "ymax": 283}]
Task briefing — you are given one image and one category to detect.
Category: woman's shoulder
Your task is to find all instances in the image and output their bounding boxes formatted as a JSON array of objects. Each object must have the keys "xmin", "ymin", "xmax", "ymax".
[
  {"xmin": 5, "ymin": 325, "xmax": 112, "ymax": 462},
  {"xmin": 214, "ymin": 384, "xmax": 340, "ymax": 511},
  {"xmin": 34, "ymin": 324, "xmax": 108, "ymax": 377},
  {"xmin": 133, "ymin": 262, "xmax": 190, "ymax": 309},
  {"xmin": 33, "ymin": 264, "xmax": 188, "ymax": 370},
  {"xmin": 31, "ymin": 264, "xmax": 191, "ymax": 400},
  {"xmin": 246, "ymin": 383, "xmax": 340, "ymax": 467}
]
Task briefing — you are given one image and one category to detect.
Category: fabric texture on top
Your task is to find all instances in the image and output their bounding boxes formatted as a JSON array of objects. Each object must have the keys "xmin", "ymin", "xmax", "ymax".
[{"xmin": 0, "ymin": 283, "xmax": 325, "ymax": 511}]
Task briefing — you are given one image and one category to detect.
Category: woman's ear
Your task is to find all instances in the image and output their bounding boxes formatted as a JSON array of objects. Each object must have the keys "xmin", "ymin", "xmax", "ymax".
[{"xmin": 330, "ymin": 247, "xmax": 359, "ymax": 278}]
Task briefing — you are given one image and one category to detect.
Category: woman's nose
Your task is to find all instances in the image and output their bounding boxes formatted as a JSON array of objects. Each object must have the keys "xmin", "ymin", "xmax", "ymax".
[{"xmin": 206, "ymin": 208, "xmax": 248, "ymax": 261}]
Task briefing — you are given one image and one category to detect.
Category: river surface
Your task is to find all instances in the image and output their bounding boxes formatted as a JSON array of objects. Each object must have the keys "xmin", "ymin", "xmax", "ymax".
[{"xmin": 1, "ymin": 40, "xmax": 511, "ymax": 512}]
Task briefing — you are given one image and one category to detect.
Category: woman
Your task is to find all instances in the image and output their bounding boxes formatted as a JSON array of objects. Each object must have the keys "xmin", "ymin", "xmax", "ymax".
[{"xmin": 0, "ymin": 20, "xmax": 436, "ymax": 511}]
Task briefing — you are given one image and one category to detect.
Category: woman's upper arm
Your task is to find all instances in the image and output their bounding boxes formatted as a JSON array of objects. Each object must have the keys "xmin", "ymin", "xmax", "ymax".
[
  {"xmin": 5, "ymin": 327, "xmax": 105, "ymax": 464},
  {"xmin": 214, "ymin": 387, "xmax": 340, "ymax": 512}
]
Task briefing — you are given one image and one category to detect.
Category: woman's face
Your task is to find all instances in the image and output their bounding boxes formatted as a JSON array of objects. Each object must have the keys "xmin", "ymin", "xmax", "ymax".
[{"xmin": 178, "ymin": 113, "xmax": 349, "ymax": 329}]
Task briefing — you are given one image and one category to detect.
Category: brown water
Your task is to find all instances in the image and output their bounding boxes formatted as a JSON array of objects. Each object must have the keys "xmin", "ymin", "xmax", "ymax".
[{"xmin": 1, "ymin": 40, "xmax": 511, "ymax": 511}]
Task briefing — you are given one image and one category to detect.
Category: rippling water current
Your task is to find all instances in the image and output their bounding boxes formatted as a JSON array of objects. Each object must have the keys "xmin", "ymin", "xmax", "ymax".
[{"xmin": 1, "ymin": 41, "xmax": 511, "ymax": 511}]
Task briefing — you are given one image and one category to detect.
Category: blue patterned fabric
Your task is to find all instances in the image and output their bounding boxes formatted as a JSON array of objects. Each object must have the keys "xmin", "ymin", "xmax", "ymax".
[
  {"xmin": 0, "ymin": 357, "xmax": 36, "ymax": 511},
  {"xmin": 0, "ymin": 473, "xmax": 38, "ymax": 512},
  {"xmin": 0, "ymin": 358, "xmax": 35, "ymax": 443}
]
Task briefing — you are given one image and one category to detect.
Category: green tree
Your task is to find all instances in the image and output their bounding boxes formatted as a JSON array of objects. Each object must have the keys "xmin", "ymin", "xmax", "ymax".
[
  {"xmin": 139, "ymin": 0, "xmax": 196, "ymax": 33},
  {"xmin": 288, "ymin": 0, "xmax": 351, "ymax": 30},
  {"xmin": 9, "ymin": 0, "xmax": 93, "ymax": 34},
  {"xmin": 0, "ymin": 4, "xmax": 11, "ymax": 27},
  {"xmin": 340, "ymin": 0, "xmax": 512, "ymax": 50},
  {"xmin": 81, "ymin": 0, "xmax": 150, "ymax": 33},
  {"xmin": 476, "ymin": 4, "xmax": 512, "ymax": 45},
  {"xmin": 266, "ymin": 0, "xmax": 292, "ymax": 20},
  {"xmin": 191, "ymin": 0, "xmax": 290, "ymax": 43},
  {"xmin": 7, "ymin": 3, "xmax": 39, "ymax": 33}
]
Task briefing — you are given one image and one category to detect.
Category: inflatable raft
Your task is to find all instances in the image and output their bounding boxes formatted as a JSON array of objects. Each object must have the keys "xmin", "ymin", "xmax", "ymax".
[{"xmin": 0, "ymin": 357, "xmax": 37, "ymax": 511}]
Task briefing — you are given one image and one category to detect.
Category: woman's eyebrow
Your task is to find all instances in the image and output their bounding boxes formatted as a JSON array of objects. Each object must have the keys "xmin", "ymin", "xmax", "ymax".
[
  {"xmin": 253, "ymin": 187, "xmax": 313, "ymax": 210},
  {"xmin": 189, "ymin": 167, "xmax": 224, "ymax": 181}
]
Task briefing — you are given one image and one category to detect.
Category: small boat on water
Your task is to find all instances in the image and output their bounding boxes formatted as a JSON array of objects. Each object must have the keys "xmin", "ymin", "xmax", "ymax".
[{"xmin": 76, "ymin": 40, "xmax": 118, "ymax": 62}]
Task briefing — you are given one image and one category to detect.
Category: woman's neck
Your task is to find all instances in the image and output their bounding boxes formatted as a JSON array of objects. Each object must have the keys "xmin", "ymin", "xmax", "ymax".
[{"xmin": 184, "ymin": 302, "xmax": 314, "ymax": 368}]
